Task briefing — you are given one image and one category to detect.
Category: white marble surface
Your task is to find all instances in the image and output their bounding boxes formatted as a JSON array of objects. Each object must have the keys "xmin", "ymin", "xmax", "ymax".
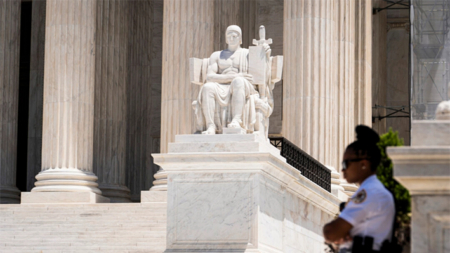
[
  {"xmin": 167, "ymin": 173, "xmax": 255, "ymax": 250},
  {"xmin": 156, "ymin": 134, "xmax": 339, "ymax": 252},
  {"xmin": 140, "ymin": 190, "xmax": 167, "ymax": 203},
  {"xmin": 411, "ymin": 121, "xmax": 450, "ymax": 146},
  {"xmin": 410, "ymin": 196, "xmax": 450, "ymax": 253},
  {"xmin": 170, "ymin": 134, "xmax": 284, "ymax": 161}
]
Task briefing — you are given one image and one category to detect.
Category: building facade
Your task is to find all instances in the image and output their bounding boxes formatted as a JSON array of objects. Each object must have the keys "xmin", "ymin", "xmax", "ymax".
[{"xmin": 1, "ymin": 0, "xmax": 412, "ymax": 204}]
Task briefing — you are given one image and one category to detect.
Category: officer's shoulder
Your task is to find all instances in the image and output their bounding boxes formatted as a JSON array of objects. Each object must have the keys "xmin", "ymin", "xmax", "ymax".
[{"xmin": 364, "ymin": 180, "xmax": 394, "ymax": 203}]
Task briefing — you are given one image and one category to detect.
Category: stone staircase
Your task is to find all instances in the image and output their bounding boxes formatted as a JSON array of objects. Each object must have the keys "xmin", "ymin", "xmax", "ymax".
[{"xmin": 0, "ymin": 202, "xmax": 167, "ymax": 253}]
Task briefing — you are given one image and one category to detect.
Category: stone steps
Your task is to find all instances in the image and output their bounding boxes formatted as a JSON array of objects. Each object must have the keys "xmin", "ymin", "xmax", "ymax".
[{"xmin": 0, "ymin": 202, "xmax": 167, "ymax": 252}]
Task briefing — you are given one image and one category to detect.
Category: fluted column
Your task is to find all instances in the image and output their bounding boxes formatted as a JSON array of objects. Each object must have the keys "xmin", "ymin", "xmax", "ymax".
[
  {"xmin": 160, "ymin": 0, "xmax": 214, "ymax": 153},
  {"xmin": 27, "ymin": 0, "xmax": 46, "ymax": 191},
  {"xmin": 93, "ymin": 0, "xmax": 130, "ymax": 202},
  {"xmin": 282, "ymin": 0, "xmax": 336, "ymax": 168},
  {"xmin": 32, "ymin": 0, "xmax": 101, "ymax": 194},
  {"xmin": 0, "ymin": 0, "xmax": 21, "ymax": 204},
  {"xmin": 127, "ymin": 0, "xmax": 163, "ymax": 201},
  {"xmin": 354, "ymin": 0, "xmax": 372, "ymax": 126},
  {"xmin": 335, "ymin": 0, "xmax": 355, "ymax": 172}
]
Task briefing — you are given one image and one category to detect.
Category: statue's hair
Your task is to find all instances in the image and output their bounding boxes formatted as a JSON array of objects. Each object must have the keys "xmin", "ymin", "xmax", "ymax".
[
  {"xmin": 226, "ymin": 25, "xmax": 242, "ymax": 36},
  {"xmin": 346, "ymin": 125, "xmax": 381, "ymax": 171}
]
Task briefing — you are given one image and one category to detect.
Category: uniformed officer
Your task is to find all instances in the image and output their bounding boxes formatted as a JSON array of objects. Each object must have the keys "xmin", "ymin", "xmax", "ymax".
[{"xmin": 323, "ymin": 125, "xmax": 395, "ymax": 253}]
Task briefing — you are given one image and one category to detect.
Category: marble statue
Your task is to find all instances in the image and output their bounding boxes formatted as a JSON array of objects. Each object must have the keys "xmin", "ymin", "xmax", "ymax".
[{"xmin": 190, "ymin": 25, "xmax": 283, "ymax": 139}]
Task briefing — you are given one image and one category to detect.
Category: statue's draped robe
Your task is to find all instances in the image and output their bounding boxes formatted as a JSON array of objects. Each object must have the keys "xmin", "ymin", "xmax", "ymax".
[{"xmin": 195, "ymin": 48, "xmax": 274, "ymax": 133}]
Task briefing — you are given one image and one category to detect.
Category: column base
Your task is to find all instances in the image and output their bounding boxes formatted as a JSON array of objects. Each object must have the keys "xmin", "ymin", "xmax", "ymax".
[
  {"xmin": 340, "ymin": 179, "xmax": 358, "ymax": 197},
  {"xmin": 32, "ymin": 168, "xmax": 102, "ymax": 194},
  {"xmin": 0, "ymin": 186, "xmax": 21, "ymax": 204},
  {"xmin": 99, "ymin": 184, "xmax": 131, "ymax": 203},
  {"xmin": 21, "ymin": 191, "xmax": 110, "ymax": 204},
  {"xmin": 328, "ymin": 166, "xmax": 349, "ymax": 202},
  {"xmin": 150, "ymin": 169, "xmax": 168, "ymax": 191}
]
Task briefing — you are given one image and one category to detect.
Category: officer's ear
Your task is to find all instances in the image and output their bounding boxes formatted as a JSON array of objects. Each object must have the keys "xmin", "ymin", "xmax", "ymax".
[{"xmin": 361, "ymin": 159, "xmax": 371, "ymax": 170}]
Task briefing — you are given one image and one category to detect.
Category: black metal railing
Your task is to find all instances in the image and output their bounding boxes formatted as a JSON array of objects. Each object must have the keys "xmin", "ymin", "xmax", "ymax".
[{"xmin": 270, "ymin": 137, "xmax": 331, "ymax": 192}]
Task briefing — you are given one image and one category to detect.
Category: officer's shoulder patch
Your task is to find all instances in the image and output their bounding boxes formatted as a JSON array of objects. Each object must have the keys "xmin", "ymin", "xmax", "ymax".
[{"xmin": 351, "ymin": 189, "xmax": 367, "ymax": 204}]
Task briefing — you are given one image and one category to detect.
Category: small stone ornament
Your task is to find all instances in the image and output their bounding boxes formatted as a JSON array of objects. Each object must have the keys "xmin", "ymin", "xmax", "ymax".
[{"xmin": 435, "ymin": 100, "xmax": 450, "ymax": 120}]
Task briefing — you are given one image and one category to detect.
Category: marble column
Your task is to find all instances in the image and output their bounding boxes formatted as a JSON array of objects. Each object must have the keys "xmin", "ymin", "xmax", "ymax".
[
  {"xmin": 127, "ymin": 0, "xmax": 163, "ymax": 201},
  {"xmin": 335, "ymin": 0, "xmax": 355, "ymax": 172},
  {"xmin": 0, "ymin": 0, "xmax": 21, "ymax": 204},
  {"xmin": 160, "ymin": 0, "xmax": 214, "ymax": 153},
  {"xmin": 354, "ymin": 0, "xmax": 372, "ymax": 126},
  {"xmin": 93, "ymin": 0, "xmax": 130, "ymax": 202},
  {"xmin": 27, "ymin": 0, "xmax": 46, "ymax": 191},
  {"xmin": 32, "ymin": 0, "xmax": 101, "ymax": 194},
  {"xmin": 282, "ymin": 0, "xmax": 336, "ymax": 168},
  {"xmin": 372, "ymin": 0, "xmax": 387, "ymax": 134}
]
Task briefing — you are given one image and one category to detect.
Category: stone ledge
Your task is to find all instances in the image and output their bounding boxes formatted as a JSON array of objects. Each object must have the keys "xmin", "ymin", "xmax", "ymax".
[
  {"xmin": 141, "ymin": 191, "xmax": 167, "ymax": 203},
  {"xmin": 21, "ymin": 192, "xmax": 110, "ymax": 204},
  {"xmin": 175, "ymin": 134, "xmax": 257, "ymax": 143},
  {"xmin": 388, "ymin": 146, "xmax": 450, "ymax": 195}
]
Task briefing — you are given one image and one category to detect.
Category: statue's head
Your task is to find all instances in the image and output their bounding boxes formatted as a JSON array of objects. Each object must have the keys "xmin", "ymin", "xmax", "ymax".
[{"xmin": 226, "ymin": 25, "xmax": 242, "ymax": 46}]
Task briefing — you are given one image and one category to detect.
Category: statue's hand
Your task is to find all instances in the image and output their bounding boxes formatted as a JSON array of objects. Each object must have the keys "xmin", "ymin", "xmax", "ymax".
[
  {"xmin": 263, "ymin": 43, "xmax": 271, "ymax": 52},
  {"xmin": 239, "ymin": 73, "xmax": 253, "ymax": 83}
]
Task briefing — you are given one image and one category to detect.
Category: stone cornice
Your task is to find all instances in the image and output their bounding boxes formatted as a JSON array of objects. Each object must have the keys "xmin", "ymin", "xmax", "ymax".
[{"xmin": 388, "ymin": 146, "xmax": 450, "ymax": 195}]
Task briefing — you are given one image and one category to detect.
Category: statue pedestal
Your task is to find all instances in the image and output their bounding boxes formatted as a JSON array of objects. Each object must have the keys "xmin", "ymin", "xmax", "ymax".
[
  {"xmin": 388, "ymin": 121, "xmax": 450, "ymax": 253},
  {"xmin": 154, "ymin": 134, "xmax": 339, "ymax": 253}
]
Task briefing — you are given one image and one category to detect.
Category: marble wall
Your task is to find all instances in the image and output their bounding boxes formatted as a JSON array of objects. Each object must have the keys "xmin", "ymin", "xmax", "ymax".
[
  {"xmin": 166, "ymin": 172, "xmax": 335, "ymax": 252},
  {"xmin": 160, "ymin": 134, "xmax": 339, "ymax": 252}
]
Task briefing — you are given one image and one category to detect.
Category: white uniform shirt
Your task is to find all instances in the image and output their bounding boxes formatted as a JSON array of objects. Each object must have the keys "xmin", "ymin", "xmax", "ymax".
[{"xmin": 339, "ymin": 175, "xmax": 395, "ymax": 250}]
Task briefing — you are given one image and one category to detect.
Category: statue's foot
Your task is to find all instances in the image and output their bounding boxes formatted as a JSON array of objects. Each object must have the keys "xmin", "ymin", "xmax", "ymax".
[
  {"xmin": 227, "ymin": 120, "xmax": 242, "ymax": 129},
  {"xmin": 202, "ymin": 125, "xmax": 216, "ymax": 135}
]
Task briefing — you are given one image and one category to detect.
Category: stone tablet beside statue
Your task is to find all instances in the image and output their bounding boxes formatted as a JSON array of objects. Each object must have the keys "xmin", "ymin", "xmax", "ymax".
[{"xmin": 190, "ymin": 25, "xmax": 283, "ymax": 140}]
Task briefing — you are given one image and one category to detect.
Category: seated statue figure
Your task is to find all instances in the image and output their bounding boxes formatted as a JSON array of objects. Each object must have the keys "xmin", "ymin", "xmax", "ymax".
[{"xmin": 191, "ymin": 25, "xmax": 283, "ymax": 139}]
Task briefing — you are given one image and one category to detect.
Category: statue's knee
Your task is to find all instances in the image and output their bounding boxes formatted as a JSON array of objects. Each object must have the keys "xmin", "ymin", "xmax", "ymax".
[{"xmin": 231, "ymin": 77, "xmax": 246, "ymax": 89}]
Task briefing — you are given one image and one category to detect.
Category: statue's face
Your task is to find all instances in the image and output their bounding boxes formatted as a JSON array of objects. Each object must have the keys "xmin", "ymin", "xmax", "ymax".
[{"xmin": 226, "ymin": 31, "xmax": 241, "ymax": 47}]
